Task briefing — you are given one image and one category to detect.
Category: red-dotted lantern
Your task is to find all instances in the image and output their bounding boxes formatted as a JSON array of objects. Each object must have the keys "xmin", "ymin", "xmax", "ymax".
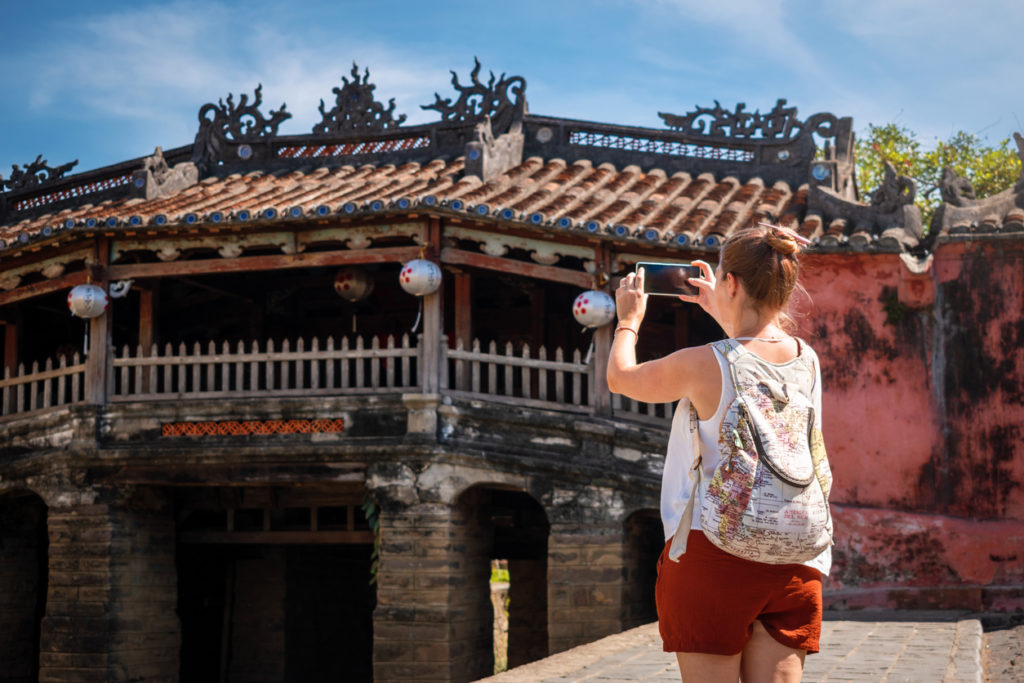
[
  {"xmin": 333, "ymin": 268, "xmax": 374, "ymax": 302},
  {"xmin": 572, "ymin": 290, "xmax": 615, "ymax": 328},
  {"xmin": 399, "ymin": 259, "xmax": 442, "ymax": 296},
  {"xmin": 67, "ymin": 284, "xmax": 108, "ymax": 319}
]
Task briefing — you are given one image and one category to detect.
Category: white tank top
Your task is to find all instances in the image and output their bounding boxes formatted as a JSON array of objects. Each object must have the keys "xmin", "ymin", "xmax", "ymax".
[{"xmin": 660, "ymin": 344, "xmax": 831, "ymax": 575}]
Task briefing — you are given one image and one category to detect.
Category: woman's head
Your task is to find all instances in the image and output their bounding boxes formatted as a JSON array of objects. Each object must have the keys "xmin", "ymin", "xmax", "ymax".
[{"xmin": 718, "ymin": 223, "xmax": 804, "ymax": 314}]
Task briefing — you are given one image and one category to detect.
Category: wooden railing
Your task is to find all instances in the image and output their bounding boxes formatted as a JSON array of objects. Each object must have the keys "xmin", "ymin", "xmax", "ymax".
[
  {"xmin": 0, "ymin": 334, "xmax": 672, "ymax": 427},
  {"xmin": 1, "ymin": 355, "xmax": 86, "ymax": 417},
  {"xmin": 612, "ymin": 394, "xmax": 676, "ymax": 426},
  {"xmin": 110, "ymin": 335, "xmax": 419, "ymax": 400},
  {"xmin": 443, "ymin": 338, "xmax": 592, "ymax": 413}
]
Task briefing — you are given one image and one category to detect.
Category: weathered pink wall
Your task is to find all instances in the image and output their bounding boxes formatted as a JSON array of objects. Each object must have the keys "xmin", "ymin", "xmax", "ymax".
[{"xmin": 797, "ymin": 241, "xmax": 1024, "ymax": 611}]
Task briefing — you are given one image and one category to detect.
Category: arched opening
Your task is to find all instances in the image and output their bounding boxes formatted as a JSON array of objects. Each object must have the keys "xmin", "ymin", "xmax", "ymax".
[
  {"xmin": 623, "ymin": 509, "xmax": 662, "ymax": 629},
  {"xmin": 175, "ymin": 485, "xmax": 375, "ymax": 682},
  {"xmin": 0, "ymin": 490, "xmax": 48, "ymax": 682},
  {"xmin": 453, "ymin": 486, "xmax": 550, "ymax": 680}
]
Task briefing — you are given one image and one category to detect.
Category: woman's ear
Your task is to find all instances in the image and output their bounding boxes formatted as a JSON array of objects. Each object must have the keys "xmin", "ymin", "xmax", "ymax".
[{"xmin": 726, "ymin": 272, "xmax": 739, "ymax": 300}]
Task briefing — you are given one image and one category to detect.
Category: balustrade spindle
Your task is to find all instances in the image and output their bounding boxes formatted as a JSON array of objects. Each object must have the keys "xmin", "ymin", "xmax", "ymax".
[
  {"xmin": 57, "ymin": 355, "xmax": 68, "ymax": 405},
  {"xmin": 325, "ymin": 336, "xmax": 336, "ymax": 389},
  {"xmin": 2, "ymin": 366, "xmax": 11, "ymax": 415},
  {"xmin": 555, "ymin": 347, "xmax": 565, "ymax": 402},
  {"xmin": 42, "ymin": 359, "xmax": 53, "ymax": 408},
  {"xmin": 29, "ymin": 361, "xmax": 39, "ymax": 410},
  {"xmin": 201, "ymin": 341, "xmax": 213, "ymax": 392},
  {"xmin": 471, "ymin": 339, "xmax": 481, "ymax": 393},
  {"xmin": 235, "ymin": 341, "xmax": 245, "ymax": 393},
  {"xmin": 521, "ymin": 344, "xmax": 531, "ymax": 399},
  {"xmin": 355, "ymin": 336, "xmax": 364, "ymax": 388},
  {"xmin": 401, "ymin": 334, "xmax": 411, "ymax": 388},
  {"xmin": 370, "ymin": 336, "xmax": 380, "ymax": 389},
  {"xmin": 454, "ymin": 338, "xmax": 465, "ymax": 391},
  {"xmin": 386, "ymin": 336, "xmax": 395, "ymax": 388},
  {"xmin": 15, "ymin": 364, "xmax": 25, "ymax": 413},
  {"xmin": 72, "ymin": 354, "xmax": 82, "ymax": 402},
  {"xmin": 503, "ymin": 342, "xmax": 515, "ymax": 396},
  {"xmin": 572, "ymin": 349, "xmax": 582, "ymax": 404},
  {"xmin": 538, "ymin": 346, "xmax": 548, "ymax": 402},
  {"xmin": 281, "ymin": 339, "xmax": 291, "ymax": 390},
  {"xmin": 250, "ymin": 340, "xmax": 260, "ymax": 392},
  {"xmin": 219, "ymin": 341, "xmax": 230, "ymax": 393},
  {"xmin": 296, "ymin": 338, "xmax": 306, "ymax": 390},
  {"xmin": 310, "ymin": 337, "xmax": 320, "ymax": 390},
  {"xmin": 488, "ymin": 341, "xmax": 497, "ymax": 393},
  {"xmin": 340, "ymin": 337, "xmax": 350, "ymax": 388},
  {"xmin": 265, "ymin": 339, "xmax": 276, "ymax": 390}
]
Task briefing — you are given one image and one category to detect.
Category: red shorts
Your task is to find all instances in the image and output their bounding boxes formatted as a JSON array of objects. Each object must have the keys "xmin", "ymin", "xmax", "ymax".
[{"xmin": 656, "ymin": 530, "xmax": 823, "ymax": 655}]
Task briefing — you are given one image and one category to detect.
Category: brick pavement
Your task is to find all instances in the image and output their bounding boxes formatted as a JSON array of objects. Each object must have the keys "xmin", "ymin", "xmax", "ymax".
[{"xmin": 480, "ymin": 612, "xmax": 988, "ymax": 682}]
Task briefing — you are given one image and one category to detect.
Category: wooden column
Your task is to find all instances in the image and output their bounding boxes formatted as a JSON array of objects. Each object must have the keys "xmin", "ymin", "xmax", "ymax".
[
  {"xmin": 85, "ymin": 238, "xmax": 111, "ymax": 405},
  {"xmin": 421, "ymin": 219, "xmax": 443, "ymax": 394},
  {"xmin": 138, "ymin": 287, "xmax": 156, "ymax": 393},
  {"xmin": 453, "ymin": 271, "xmax": 472, "ymax": 350},
  {"xmin": 591, "ymin": 245, "xmax": 612, "ymax": 417}
]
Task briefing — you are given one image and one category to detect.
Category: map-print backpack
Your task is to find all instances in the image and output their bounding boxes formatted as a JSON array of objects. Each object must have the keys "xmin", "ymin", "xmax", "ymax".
[{"xmin": 673, "ymin": 338, "xmax": 833, "ymax": 564}]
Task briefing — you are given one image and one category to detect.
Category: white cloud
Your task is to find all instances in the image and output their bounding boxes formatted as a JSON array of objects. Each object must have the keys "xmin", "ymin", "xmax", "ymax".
[{"xmin": 26, "ymin": 1, "xmax": 454, "ymax": 151}]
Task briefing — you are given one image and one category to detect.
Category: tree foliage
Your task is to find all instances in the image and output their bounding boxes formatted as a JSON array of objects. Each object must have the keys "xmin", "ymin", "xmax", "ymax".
[{"xmin": 855, "ymin": 123, "xmax": 1021, "ymax": 228}]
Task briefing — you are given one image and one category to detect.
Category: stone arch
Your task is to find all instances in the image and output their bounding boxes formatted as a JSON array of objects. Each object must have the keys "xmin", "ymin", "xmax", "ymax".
[
  {"xmin": 622, "ymin": 508, "xmax": 662, "ymax": 629},
  {"xmin": 452, "ymin": 484, "xmax": 550, "ymax": 680},
  {"xmin": 0, "ymin": 489, "xmax": 48, "ymax": 681}
]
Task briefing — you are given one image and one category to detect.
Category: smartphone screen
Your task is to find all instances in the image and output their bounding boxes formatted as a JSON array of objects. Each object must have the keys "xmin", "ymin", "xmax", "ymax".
[{"xmin": 637, "ymin": 262, "xmax": 701, "ymax": 297}]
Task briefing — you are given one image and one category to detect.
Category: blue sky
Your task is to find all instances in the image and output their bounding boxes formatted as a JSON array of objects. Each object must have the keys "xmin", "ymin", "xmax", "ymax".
[{"xmin": 2, "ymin": 0, "xmax": 1022, "ymax": 175}]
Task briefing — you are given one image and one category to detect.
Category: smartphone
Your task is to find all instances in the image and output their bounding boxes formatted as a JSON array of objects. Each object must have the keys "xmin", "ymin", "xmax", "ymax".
[{"xmin": 636, "ymin": 261, "xmax": 701, "ymax": 297}]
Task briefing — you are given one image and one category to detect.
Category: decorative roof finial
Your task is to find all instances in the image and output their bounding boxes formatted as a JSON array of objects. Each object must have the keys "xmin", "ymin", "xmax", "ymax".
[
  {"xmin": 1, "ymin": 155, "xmax": 78, "ymax": 192},
  {"xmin": 314, "ymin": 63, "xmax": 407, "ymax": 134},
  {"xmin": 191, "ymin": 84, "xmax": 291, "ymax": 170},
  {"xmin": 421, "ymin": 58, "xmax": 526, "ymax": 134}
]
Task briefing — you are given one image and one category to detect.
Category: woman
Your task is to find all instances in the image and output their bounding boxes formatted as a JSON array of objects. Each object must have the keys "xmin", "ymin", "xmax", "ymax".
[{"xmin": 606, "ymin": 224, "xmax": 829, "ymax": 683}]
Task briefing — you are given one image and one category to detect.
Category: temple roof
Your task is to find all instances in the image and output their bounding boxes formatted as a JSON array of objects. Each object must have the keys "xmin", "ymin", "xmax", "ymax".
[{"xmin": 1, "ymin": 60, "xmax": 1020, "ymax": 262}]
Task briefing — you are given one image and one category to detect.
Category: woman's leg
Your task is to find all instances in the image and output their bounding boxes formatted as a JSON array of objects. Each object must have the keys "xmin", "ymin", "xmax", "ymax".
[
  {"xmin": 675, "ymin": 652, "xmax": 741, "ymax": 682},
  {"xmin": 738, "ymin": 620, "xmax": 806, "ymax": 683}
]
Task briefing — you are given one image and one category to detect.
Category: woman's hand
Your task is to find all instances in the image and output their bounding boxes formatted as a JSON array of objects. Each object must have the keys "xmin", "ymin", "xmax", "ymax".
[
  {"xmin": 679, "ymin": 260, "xmax": 719, "ymax": 320},
  {"xmin": 615, "ymin": 268, "xmax": 647, "ymax": 329}
]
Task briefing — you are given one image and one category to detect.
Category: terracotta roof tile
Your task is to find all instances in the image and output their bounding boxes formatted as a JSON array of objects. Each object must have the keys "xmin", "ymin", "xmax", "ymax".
[{"xmin": 0, "ymin": 152, "xmax": 822, "ymax": 254}]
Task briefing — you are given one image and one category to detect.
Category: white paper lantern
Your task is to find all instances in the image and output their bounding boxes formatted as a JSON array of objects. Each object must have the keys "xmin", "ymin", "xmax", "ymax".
[
  {"xmin": 333, "ymin": 268, "xmax": 374, "ymax": 302},
  {"xmin": 399, "ymin": 259, "xmax": 442, "ymax": 296},
  {"xmin": 67, "ymin": 284, "xmax": 109, "ymax": 319},
  {"xmin": 572, "ymin": 290, "xmax": 615, "ymax": 328}
]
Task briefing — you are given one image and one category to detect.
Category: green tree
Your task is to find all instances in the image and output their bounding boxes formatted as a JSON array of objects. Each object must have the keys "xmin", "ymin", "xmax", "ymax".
[{"xmin": 854, "ymin": 123, "xmax": 1021, "ymax": 228}]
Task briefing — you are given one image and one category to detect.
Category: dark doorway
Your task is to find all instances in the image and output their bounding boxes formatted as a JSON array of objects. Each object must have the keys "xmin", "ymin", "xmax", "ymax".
[
  {"xmin": 454, "ymin": 486, "xmax": 550, "ymax": 680},
  {"xmin": 623, "ymin": 509, "xmax": 662, "ymax": 629},
  {"xmin": 176, "ymin": 487, "xmax": 375, "ymax": 682},
  {"xmin": 0, "ymin": 491, "xmax": 48, "ymax": 682}
]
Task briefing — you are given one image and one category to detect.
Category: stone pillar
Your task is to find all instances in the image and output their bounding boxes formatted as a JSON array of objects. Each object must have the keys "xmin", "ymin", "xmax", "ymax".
[
  {"xmin": 39, "ymin": 489, "xmax": 180, "ymax": 682},
  {"xmin": 547, "ymin": 520, "xmax": 626, "ymax": 655},
  {"xmin": 372, "ymin": 490, "xmax": 497, "ymax": 683},
  {"xmin": 373, "ymin": 501, "xmax": 459, "ymax": 681}
]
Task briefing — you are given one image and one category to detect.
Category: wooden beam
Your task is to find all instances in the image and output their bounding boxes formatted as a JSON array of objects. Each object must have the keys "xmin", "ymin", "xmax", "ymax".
[
  {"xmin": 440, "ymin": 247, "xmax": 593, "ymax": 288},
  {"xmin": 107, "ymin": 246, "xmax": 422, "ymax": 281},
  {"xmin": 0, "ymin": 270, "xmax": 88, "ymax": 307}
]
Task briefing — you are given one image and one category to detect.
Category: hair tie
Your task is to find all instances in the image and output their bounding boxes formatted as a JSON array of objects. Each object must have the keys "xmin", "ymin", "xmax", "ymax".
[{"xmin": 757, "ymin": 221, "xmax": 811, "ymax": 246}]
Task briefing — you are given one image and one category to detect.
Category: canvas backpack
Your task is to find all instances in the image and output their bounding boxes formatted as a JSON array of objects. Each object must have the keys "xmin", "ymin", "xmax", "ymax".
[{"xmin": 669, "ymin": 338, "xmax": 833, "ymax": 565}]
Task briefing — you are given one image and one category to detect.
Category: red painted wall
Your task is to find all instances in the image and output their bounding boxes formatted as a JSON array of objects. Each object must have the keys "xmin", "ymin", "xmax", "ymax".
[{"xmin": 797, "ymin": 241, "xmax": 1024, "ymax": 611}]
